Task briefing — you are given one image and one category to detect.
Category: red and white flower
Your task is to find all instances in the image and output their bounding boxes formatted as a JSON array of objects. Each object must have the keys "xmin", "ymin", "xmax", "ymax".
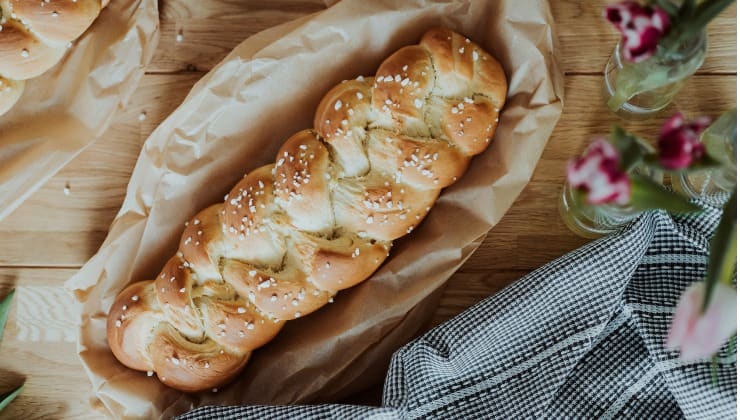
[
  {"xmin": 666, "ymin": 282, "xmax": 737, "ymax": 361},
  {"xmin": 605, "ymin": 1, "xmax": 671, "ymax": 62},
  {"xmin": 658, "ymin": 112, "xmax": 712, "ymax": 170},
  {"xmin": 567, "ymin": 138, "xmax": 630, "ymax": 205}
]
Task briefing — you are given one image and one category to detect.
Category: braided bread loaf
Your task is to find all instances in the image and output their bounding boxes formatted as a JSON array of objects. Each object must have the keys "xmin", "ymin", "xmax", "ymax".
[
  {"xmin": 0, "ymin": 0, "xmax": 109, "ymax": 116},
  {"xmin": 107, "ymin": 27, "xmax": 507, "ymax": 392}
]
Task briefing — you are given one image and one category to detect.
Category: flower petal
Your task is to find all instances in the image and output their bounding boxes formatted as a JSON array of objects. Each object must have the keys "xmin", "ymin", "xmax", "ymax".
[
  {"xmin": 666, "ymin": 282, "xmax": 704, "ymax": 349},
  {"xmin": 606, "ymin": 1, "xmax": 671, "ymax": 62},
  {"xmin": 567, "ymin": 138, "xmax": 630, "ymax": 206},
  {"xmin": 658, "ymin": 114, "xmax": 711, "ymax": 169},
  {"xmin": 627, "ymin": 27, "xmax": 662, "ymax": 63},
  {"xmin": 605, "ymin": 5, "xmax": 626, "ymax": 26},
  {"xmin": 661, "ymin": 113, "xmax": 685, "ymax": 137},
  {"xmin": 652, "ymin": 7, "xmax": 671, "ymax": 32},
  {"xmin": 678, "ymin": 283, "xmax": 737, "ymax": 361}
]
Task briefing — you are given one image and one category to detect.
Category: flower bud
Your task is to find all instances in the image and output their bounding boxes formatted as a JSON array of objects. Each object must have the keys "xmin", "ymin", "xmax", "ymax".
[
  {"xmin": 658, "ymin": 113, "xmax": 711, "ymax": 170},
  {"xmin": 666, "ymin": 282, "xmax": 736, "ymax": 361},
  {"xmin": 567, "ymin": 138, "xmax": 630, "ymax": 205},
  {"xmin": 605, "ymin": 1, "xmax": 671, "ymax": 62}
]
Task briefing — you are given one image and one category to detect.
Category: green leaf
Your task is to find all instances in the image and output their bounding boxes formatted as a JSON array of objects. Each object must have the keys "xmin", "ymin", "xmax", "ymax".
[
  {"xmin": 608, "ymin": 60, "xmax": 675, "ymax": 112},
  {"xmin": 689, "ymin": 154, "xmax": 725, "ymax": 171},
  {"xmin": 610, "ymin": 126, "xmax": 655, "ymax": 172},
  {"xmin": 687, "ymin": 0, "xmax": 734, "ymax": 31},
  {"xmin": 679, "ymin": 0, "xmax": 697, "ymax": 18},
  {"xmin": 729, "ymin": 334, "xmax": 737, "ymax": 355},
  {"xmin": 642, "ymin": 153, "xmax": 724, "ymax": 173},
  {"xmin": 702, "ymin": 108, "xmax": 737, "ymax": 166},
  {"xmin": 703, "ymin": 190, "xmax": 737, "ymax": 311},
  {"xmin": 666, "ymin": 0, "xmax": 735, "ymax": 49},
  {"xmin": 0, "ymin": 290, "xmax": 14, "ymax": 343},
  {"xmin": 629, "ymin": 174, "xmax": 704, "ymax": 213},
  {"xmin": 655, "ymin": 0, "xmax": 680, "ymax": 16},
  {"xmin": 0, "ymin": 384, "xmax": 22, "ymax": 412}
]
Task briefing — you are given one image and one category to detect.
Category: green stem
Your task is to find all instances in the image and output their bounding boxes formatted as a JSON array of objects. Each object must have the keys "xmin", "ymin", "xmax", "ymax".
[
  {"xmin": 655, "ymin": 0, "xmax": 680, "ymax": 16},
  {"xmin": 729, "ymin": 334, "xmax": 736, "ymax": 355},
  {"xmin": 702, "ymin": 190, "xmax": 737, "ymax": 311},
  {"xmin": 0, "ymin": 385, "xmax": 22, "ymax": 412},
  {"xmin": 661, "ymin": 0, "xmax": 735, "ymax": 53},
  {"xmin": 607, "ymin": 91, "xmax": 630, "ymax": 112}
]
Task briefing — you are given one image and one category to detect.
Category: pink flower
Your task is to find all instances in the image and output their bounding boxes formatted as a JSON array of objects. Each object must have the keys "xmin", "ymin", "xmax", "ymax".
[
  {"xmin": 567, "ymin": 138, "xmax": 631, "ymax": 205},
  {"xmin": 605, "ymin": 1, "xmax": 671, "ymax": 62},
  {"xmin": 658, "ymin": 113, "xmax": 712, "ymax": 170},
  {"xmin": 666, "ymin": 282, "xmax": 737, "ymax": 361}
]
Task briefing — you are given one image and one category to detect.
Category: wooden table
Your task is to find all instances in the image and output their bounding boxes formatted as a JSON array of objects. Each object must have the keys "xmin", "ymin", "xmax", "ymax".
[{"xmin": 0, "ymin": 1, "xmax": 735, "ymax": 418}]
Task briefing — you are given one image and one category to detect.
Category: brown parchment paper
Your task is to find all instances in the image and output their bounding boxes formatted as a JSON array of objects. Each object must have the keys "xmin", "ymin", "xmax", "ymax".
[
  {"xmin": 66, "ymin": 0, "xmax": 564, "ymax": 418},
  {"xmin": 0, "ymin": 0, "xmax": 159, "ymax": 221}
]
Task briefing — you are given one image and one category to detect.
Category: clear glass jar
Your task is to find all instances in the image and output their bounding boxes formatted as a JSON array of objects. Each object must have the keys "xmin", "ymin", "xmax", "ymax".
[
  {"xmin": 672, "ymin": 108, "xmax": 737, "ymax": 206},
  {"xmin": 604, "ymin": 30, "xmax": 708, "ymax": 118},
  {"xmin": 559, "ymin": 165, "xmax": 662, "ymax": 239}
]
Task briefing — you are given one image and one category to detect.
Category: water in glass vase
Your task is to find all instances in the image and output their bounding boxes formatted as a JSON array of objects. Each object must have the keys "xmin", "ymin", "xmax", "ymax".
[
  {"xmin": 559, "ymin": 184, "xmax": 641, "ymax": 239},
  {"xmin": 673, "ymin": 108, "xmax": 737, "ymax": 206},
  {"xmin": 560, "ymin": 165, "xmax": 662, "ymax": 239},
  {"xmin": 604, "ymin": 31, "xmax": 707, "ymax": 118}
]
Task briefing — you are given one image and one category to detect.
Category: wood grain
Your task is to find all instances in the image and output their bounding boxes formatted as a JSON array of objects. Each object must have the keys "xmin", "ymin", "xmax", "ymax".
[
  {"xmin": 152, "ymin": 0, "xmax": 326, "ymax": 73},
  {"xmin": 0, "ymin": 0, "xmax": 735, "ymax": 416},
  {"xmin": 552, "ymin": 1, "xmax": 737, "ymax": 74},
  {"xmin": 144, "ymin": 0, "xmax": 737, "ymax": 74},
  {"xmin": 0, "ymin": 269, "xmax": 96, "ymax": 420},
  {"xmin": 0, "ymin": 75, "xmax": 733, "ymax": 267}
]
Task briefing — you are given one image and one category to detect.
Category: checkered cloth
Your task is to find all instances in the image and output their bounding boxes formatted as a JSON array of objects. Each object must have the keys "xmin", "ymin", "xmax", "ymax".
[{"xmin": 179, "ymin": 206, "xmax": 736, "ymax": 419}]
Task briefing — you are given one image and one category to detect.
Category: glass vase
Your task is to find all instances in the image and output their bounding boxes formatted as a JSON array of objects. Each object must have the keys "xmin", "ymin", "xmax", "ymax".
[
  {"xmin": 672, "ymin": 108, "xmax": 737, "ymax": 206},
  {"xmin": 604, "ymin": 30, "xmax": 707, "ymax": 118},
  {"xmin": 559, "ymin": 166, "xmax": 661, "ymax": 239}
]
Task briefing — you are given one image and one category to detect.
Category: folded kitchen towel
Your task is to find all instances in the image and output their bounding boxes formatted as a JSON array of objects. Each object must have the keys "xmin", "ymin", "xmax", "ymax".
[{"xmin": 179, "ymin": 205, "xmax": 736, "ymax": 419}]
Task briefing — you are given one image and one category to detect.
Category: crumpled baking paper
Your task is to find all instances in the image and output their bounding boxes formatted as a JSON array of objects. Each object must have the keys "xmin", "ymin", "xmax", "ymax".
[
  {"xmin": 0, "ymin": 0, "xmax": 159, "ymax": 220},
  {"xmin": 66, "ymin": 0, "xmax": 564, "ymax": 418}
]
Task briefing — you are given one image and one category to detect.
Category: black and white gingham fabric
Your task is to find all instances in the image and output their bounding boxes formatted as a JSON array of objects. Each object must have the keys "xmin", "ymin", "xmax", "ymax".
[{"xmin": 179, "ymin": 206, "xmax": 736, "ymax": 419}]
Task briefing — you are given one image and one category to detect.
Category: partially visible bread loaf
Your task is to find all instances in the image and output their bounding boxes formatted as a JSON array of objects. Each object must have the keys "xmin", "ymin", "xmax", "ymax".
[
  {"xmin": 0, "ymin": 76, "xmax": 24, "ymax": 116},
  {"xmin": 107, "ymin": 27, "xmax": 508, "ymax": 393},
  {"xmin": 0, "ymin": 0, "xmax": 109, "ymax": 115}
]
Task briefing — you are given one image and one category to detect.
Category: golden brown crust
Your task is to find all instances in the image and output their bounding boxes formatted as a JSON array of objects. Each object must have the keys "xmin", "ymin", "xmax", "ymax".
[
  {"xmin": 107, "ymin": 281, "xmax": 162, "ymax": 371},
  {"xmin": 0, "ymin": 76, "xmax": 23, "ymax": 116},
  {"xmin": 179, "ymin": 205, "xmax": 224, "ymax": 281},
  {"xmin": 222, "ymin": 166, "xmax": 277, "ymax": 237},
  {"xmin": 431, "ymin": 96, "xmax": 500, "ymax": 156},
  {"xmin": 420, "ymin": 27, "xmax": 507, "ymax": 108},
  {"xmin": 107, "ymin": 27, "xmax": 507, "ymax": 393},
  {"xmin": 154, "ymin": 257, "xmax": 204, "ymax": 339},
  {"xmin": 0, "ymin": 0, "xmax": 106, "ymax": 116},
  {"xmin": 9, "ymin": 0, "xmax": 101, "ymax": 46},
  {"xmin": 373, "ymin": 45, "xmax": 434, "ymax": 127},
  {"xmin": 197, "ymin": 296, "xmax": 284, "ymax": 354},
  {"xmin": 222, "ymin": 260, "xmax": 330, "ymax": 320},
  {"xmin": 314, "ymin": 79, "xmax": 374, "ymax": 178},
  {"xmin": 220, "ymin": 165, "xmax": 286, "ymax": 268},
  {"xmin": 149, "ymin": 323, "xmax": 250, "ymax": 393},
  {"xmin": 367, "ymin": 130, "xmax": 470, "ymax": 190},
  {"xmin": 273, "ymin": 130, "xmax": 334, "ymax": 234},
  {"xmin": 0, "ymin": 19, "xmax": 67, "ymax": 80},
  {"xmin": 297, "ymin": 232, "xmax": 390, "ymax": 291},
  {"xmin": 333, "ymin": 172, "xmax": 440, "ymax": 242}
]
